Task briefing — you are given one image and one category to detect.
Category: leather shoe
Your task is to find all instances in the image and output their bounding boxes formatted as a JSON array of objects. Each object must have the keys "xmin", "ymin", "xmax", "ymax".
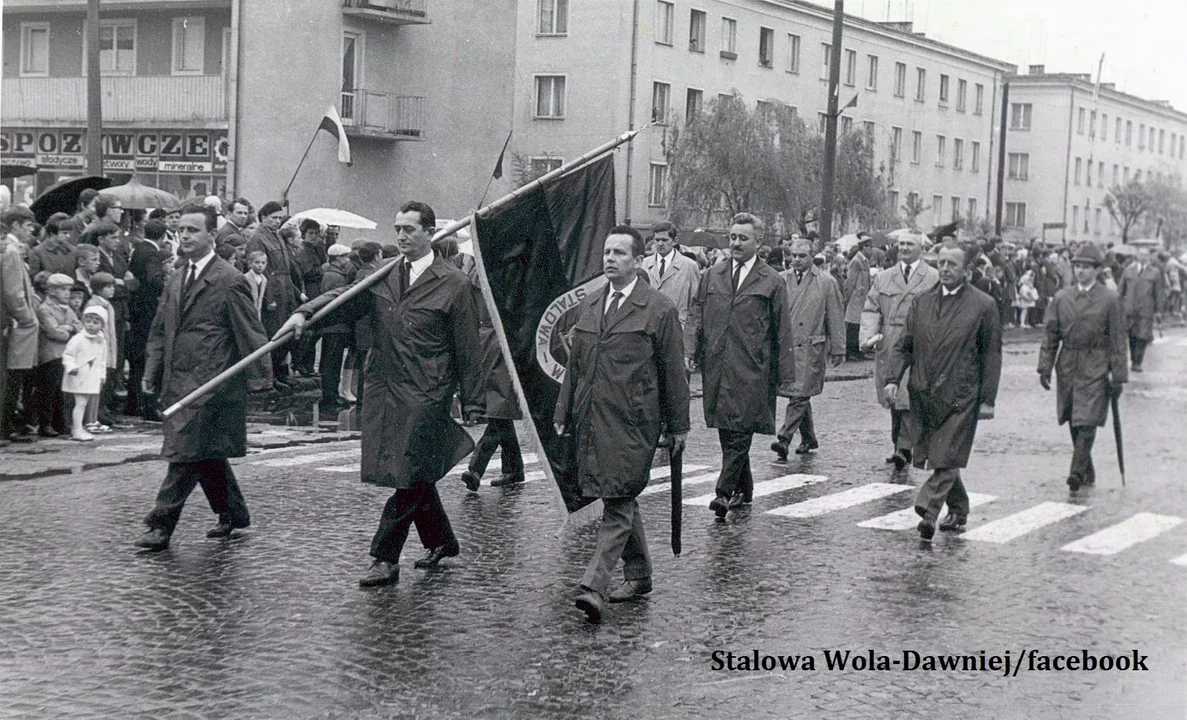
[
  {"xmin": 917, "ymin": 518, "xmax": 936, "ymax": 540},
  {"xmin": 489, "ymin": 473, "xmax": 526, "ymax": 487},
  {"xmin": 770, "ymin": 439, "xmax": 789, "ymax": 461},
  {"xmin": 1066, "ymin": 474, "xmax": 1082, "ymax": 491},
  {"xmin": 608, "ymin": 578, "xmax": 653, "ymax": 603},
  {"xmin": 414, "ymin": 543, "xmax": 460, "ymax": 568},
  {"xmin": 38, "ymin": 426, "xmax": 60, "ymax": 438},
  {"xmin": 795, "ymin": 440, "xmax": 819, "ymax": 454},
  {"xmin": 938, "ymin": 513, "xmax": 967, "ymax": 532},
  {"xmin": 709, "ymin": 496, "xmax": 729, "ymax": 519},
  {"xmin": 359, "ymin": 560, "xmax": 399, "ymax": 587},
  {"xmin": 460, "ymin": 470, "xmax": 481, "ymax": 492},
  {"xmin": 890, "ymin": 450, "xmax": 911, "ymax": 470},
  {"xmin": 206, "ymin": 519, "xmax": 248, "ymax": 538},
  {"xmin": 135, "ymin": 528, "xmax": 170, "ymax": 551},
  {"xmin": 575, "ymin": 589, "xmax": 605, "ymax": 623}
]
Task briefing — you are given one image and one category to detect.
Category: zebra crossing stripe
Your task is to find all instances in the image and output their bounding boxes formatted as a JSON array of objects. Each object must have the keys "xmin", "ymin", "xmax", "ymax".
[
  {"xmin": 962, "ymin": 502, "xmax": 1089, "ymax": 544},
  {"xmin": 253, "ymin": 449, "xmax": 361, "ymax": 467},
  {"xmin": 684, "ymin": 474, "xmax": 828, "ymax": 507},
  {"xmin": 639, "ymin": 472, "xmax": 720, "ymax": 497},
  {"xmin": 1170, "ymin": 553, "xmax": 1187, "ymax": 567},
  {"xmin": 766, "ymin": 483, "xmax": 914, "ymax": 519},
  {"xmin": 857, "ymin": 493, "xmax": 998, "ymax": 531},
  {"xmin": 1060, "ymin": 513, "xmax": 1185, "ymax": 555}
]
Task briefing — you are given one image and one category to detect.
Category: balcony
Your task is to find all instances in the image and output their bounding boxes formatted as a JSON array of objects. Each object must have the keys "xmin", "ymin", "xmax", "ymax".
[
  {"xmin": 340, "ymin": 90, "xmax": 423, "ymax": 140},
  {"xmin": 341, "ymin": 0, "xmax": 430, "ymax": 25},
  {"xmin": 1, "ymin": 75, "xmax": 226, "ymax": 127}
]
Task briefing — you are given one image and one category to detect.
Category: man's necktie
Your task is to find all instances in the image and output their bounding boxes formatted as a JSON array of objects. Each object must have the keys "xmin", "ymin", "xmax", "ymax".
[
  {"xmin": 731, "ymin": 263, "xmax": 742, "ymax": 294},
  {"xmin": 606, "ymin": 290, "xmax": 624, "ymax": 317},
  {"xmin": 659, "ymin": 257, "xmax": 666, "ymax": 279},
  {"xmin": 183, "ymin": 263, "xmax": 196, "ymax": 297},
  {"xmin": 795, "ymin": 270, "xmax": 804, "ymax": 285},
  {"xmin": 400, "ymin": 261, "xmax": 411, "ymax": 298},
  {"xmin": 903, "ymin": 264, "xmax": 911, "ymax": 284}
]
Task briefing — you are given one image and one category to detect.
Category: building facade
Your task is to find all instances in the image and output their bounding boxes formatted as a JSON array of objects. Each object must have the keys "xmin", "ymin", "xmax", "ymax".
[
  {"xmin": 510, "ymin": 0, "xmax": 1014, "ymax": 233},
  {"xmin": 3, "ymin": 0, "xmax": 518, "ymax": 233},
  {"xmin": 1002, "ymin": 66, "xmax": 1187, "ymax": 244}
]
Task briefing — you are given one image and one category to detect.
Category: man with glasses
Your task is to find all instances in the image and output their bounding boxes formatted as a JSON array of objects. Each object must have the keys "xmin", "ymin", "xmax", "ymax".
[{"xmin": 694, "ymin": 213, "xmax": 795, "ymax": 519}]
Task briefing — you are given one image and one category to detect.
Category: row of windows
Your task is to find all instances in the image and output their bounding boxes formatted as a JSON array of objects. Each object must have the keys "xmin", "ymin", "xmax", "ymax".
[
  {"xmin": 890, "ymin": 191, "xmax": 983, "ymax": 226},
  {"xmin": 19, "ymin": 18, "xmax": 212, "ymax": 77},
  {"xmin": 1069, "ymin": 206, "xmax": 1112, "ymax": 237},
  {"xmin": 1072, "ymin": 157, "xmax": 1175, "ymax": 187},
  {"xmin": 1013, "ymin": 102, "xmax": 1187, "ymax": 160},
  {"xmin": 887, "ymin": 128, "xmax": 982, "ymax": 171}
]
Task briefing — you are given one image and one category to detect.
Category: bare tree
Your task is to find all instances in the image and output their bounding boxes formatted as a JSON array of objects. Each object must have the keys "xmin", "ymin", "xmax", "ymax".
[
  {"xmin": 901, "ymin": 195, "xmax": 929, "ymax": 231},
  {"xmin": 1103, "ymin": 180, "xmax": 1151, "ymax": 243}
]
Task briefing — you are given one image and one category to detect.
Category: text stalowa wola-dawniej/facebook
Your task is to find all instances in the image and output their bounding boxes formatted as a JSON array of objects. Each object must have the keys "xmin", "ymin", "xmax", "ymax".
[{"xmin": 710, "ymin": 649, "xmax": 1150, "ymax": 676}]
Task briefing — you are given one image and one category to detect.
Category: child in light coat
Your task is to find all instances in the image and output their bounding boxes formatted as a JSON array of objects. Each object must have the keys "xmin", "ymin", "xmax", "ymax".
[
  {"xmin": 244, "ymin": 250, "xmax": 274, "ymax": 392},
  {"xmin": 62, "ymin": 305, "xmax": 109, "ymax": 442},
  {"xmin": 84, "ymin": 273, "xmax": 119, "ymax": 432}
]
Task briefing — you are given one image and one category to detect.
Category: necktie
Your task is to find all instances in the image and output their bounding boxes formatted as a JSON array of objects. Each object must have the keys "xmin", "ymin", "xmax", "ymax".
[
  {"xmin": 659, "ymin": 257, "xmax": 666, "ymax": 279},
  {"xmin": 903, "ymin": 264, "xmax": 911, "ymax": 284},
  {"xmin": 400, "ymin": 260, "xmax": 411, "ymax": 298},
  {"xmin": 795, "ymin": 270, "xmax": 804, "ymax": 285},
  {"xmin": 731, "ymin": 263, "xmax": 742, "ymax": 294},
  {"xmin": 183, "ymin": 263, "xmax": 196, "ymax": 296},
  {"xmin": 606, "ymin": 290, "xmax": 624, "ymax": 317}
]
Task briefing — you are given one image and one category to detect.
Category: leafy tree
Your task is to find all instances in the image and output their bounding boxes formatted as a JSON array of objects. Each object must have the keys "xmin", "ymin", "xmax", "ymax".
[{"xmin": 1103, "ymin": 180, "xmax": 1151, "ymax": 243}]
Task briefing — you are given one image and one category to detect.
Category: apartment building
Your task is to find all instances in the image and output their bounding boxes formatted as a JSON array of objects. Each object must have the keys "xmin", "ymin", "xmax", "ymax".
[
  {"xmin": 2, "ymin": 0, "xmax": 517, "ymax": 226},
  {"xmin": 512, "ymin": 0, "xmax": 1014, "ymax": 231},
  {"xmin": 1003, "ymin": 66, "xmax": 1187, "ymax": 243}
]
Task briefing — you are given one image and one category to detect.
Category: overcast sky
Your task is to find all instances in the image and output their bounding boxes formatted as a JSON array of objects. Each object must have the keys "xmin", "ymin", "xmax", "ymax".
[{"xmin": 840, "ymin": 0, "xmax": 1187, "ymax": 111}]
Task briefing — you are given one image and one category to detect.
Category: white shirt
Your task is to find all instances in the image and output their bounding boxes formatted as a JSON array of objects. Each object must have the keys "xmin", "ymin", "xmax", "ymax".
[
  {"xmin": 407, "ymin": 252, "xmax": 434, "ymax": 287},
  {"xmin": 941, "ymin": 284, "xmax": 962, "ymax": 297},
  {"xmin": 186, "ymin": 249, "xmax": 215, "ymax": 282},
  {"xmin": 732, "ymin": 255, "xmax": 757, "ymax": 288},
  {"xmin": 604, "ymin": 276, "xmax": 637, "ymax": 314},
  {"xmin": 1078, "ymin": 280, "xmax": 1097, "ymax": 293},
  {"xmin": 900, "ymin": 259, "xmax": 920, "ymax": 279}
]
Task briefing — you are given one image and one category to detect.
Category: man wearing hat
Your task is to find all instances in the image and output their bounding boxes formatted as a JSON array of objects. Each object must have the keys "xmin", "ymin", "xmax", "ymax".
[
  {"xmin": 1037, "ymin": 244, "xmax": 1128, "ymax": 491},
  {"xmin": 1117, "ymin": 248, "xmax": 1166, "ymax": 372}
]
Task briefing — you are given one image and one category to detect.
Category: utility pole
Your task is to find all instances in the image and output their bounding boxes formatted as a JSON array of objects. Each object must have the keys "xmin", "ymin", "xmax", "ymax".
[
  {"xmin": 86, "ymin": 0, "xmax": 103, "ymax": 176},
  {"xmin": 819, "ymin": 0, "xmax": 845, "ymax": 246},
  {"xmin": 994, "ymin": 80, "xmax": 1009, "ymax": 236}
]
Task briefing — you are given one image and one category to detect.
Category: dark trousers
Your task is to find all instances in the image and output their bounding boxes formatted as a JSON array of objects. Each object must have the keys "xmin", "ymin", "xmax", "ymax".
[
  {"xmin": 469, "ymin": 418, "xmax": 524, "ymax": 478},
  {"xmin": 1070, "ymin": 425, "xmax": 1097, "ymax": 484},
  {"xmin": 890, "ymin": 409, "xmax": 913, "ymax": 452},
  {"xmin": 778, "ymin": 396, "xmax": 817, "ymax": 445},
  {"xmin": 271, "ymin": 336, "xmax": 296, "ymax": 381},
  {"xmin": 580, "ymin": 497, "xmax": 652, "ymax": 596},
  {"xmin": 30, "ymin": 359, "xmax": 66, "ymax": 433},
  {"xmin": 845, "ymin": 322, "xmax": 862, "ymax": 358},
  {"xmin": 1128, "ymin": 336, "xmax": 1149, "ymax": 366},
  {"xmin": 124, "ymin": 319, "xmax": 151, "ymax": 416},
  {"xmin": 914, "ymin": 468, "xmax": 968, "ymax": 523},
  {"xmin": 318, "ymin": 332, "xmax": 350, "ymax": 403},
  {"xmin": 294, "ymin": 333, "xmax": 319, "ymax": 375},
  {"xmin": 144, "ymin": 459, "xmax": 251, "ymax": 535},
  {"xmin": 2, "ymin": 368, "xmax": 26, "ymax": 438},
  {"xmin": 715, "ymin": 429, "xmax": 754, "ymax": 500},
  {"xmin": 370, "ymin": 482, "xmax": 456, "ymax": 562}
]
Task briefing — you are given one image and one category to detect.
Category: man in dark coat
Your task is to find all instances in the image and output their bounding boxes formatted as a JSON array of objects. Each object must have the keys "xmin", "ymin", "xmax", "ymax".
[
  {"xmin": 292, "ymin": 219, "xmax": 326, "ymax": 377},
  {"xmin": 315, "ymin": 244, "xmax": 355, "ymax": 407},
  {"xmin": 214, "ymin": 198, "xmax": 250, "ymax": 248},
  {"xmin": 1117, "ymin": 248, "xmax": 1166, "ymax": 372},
  {"xmin": 125, "ymin": 219, "xmax": 169, "ymax": 419},
  {"xmin": 885, "ymin": 246, "xmax": 1002, "ymax": 540},
  {"xmin": 843, "ymin": 234, "xmax": 872, "ymax": 359},
  {"xmin": 246, "ymin": 201, "xmax": 305, "ymax": 387},
  {"xmin": 1038, "ymin": 244, "xmax": 1128, "ymax": 491},
  {"xmin": 554, "ymin": 226, "xmax": 690, "ymax": 623},
  {"xmin": 135, "ymin": 204, "xmax": 269, "ymax": 551},
  {"xmin": 279, "ymin": 201, "xmax": 484, "ymax": 587},
  {"xmin": 694, "ymin": 212, "xmax": 795, "ymax": 519},
  {"xmin": 771, "ymin": 237, "xmax": 845, "ymax": 461}
]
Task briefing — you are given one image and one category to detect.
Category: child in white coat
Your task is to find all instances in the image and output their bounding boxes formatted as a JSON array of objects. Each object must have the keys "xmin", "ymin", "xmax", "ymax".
[{"xmin": 61, "ymin": 305, "xmax": 109, "ymax": 442}]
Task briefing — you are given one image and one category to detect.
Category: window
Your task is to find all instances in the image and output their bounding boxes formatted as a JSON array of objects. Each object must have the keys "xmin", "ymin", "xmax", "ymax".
[
  {"xmin": 1159, "ymin": 129, "xmax": 1166, "ymax": 154},
  {"xmin": 1124, "ymin": 166, "xmax": 1130, "ymax": 182},
  {"xmin": 1095, "ymin": 208, "xmax": 1102, "ymax": 235},
  {"xmin": 862, "ymin": 120, "xmax": 874, "ymax": 138},
  {"xmin": 932, "ymin": 195, "xmax": 944, "ymax": 226},
  {"xmin": 530, "ymin": 157, "xmax": 563, "ymax": 176},
  {"xmin": 1172, "ymin": 133, "xmax": 1178, "ymax": 157},
  {"xmin": 841, "ymin": 116, "xmax": 853, "ymax": 134},
  {"xmin": 907, "ymin": 191, "xmax": 919, "ymax": 210},
  {"xmin": 894, "ymin": 62, "xmax": 906, "ymax": 98},
  {"xmin": 655, "ymin": 1, "xmax": 674, "ymax": 45},
  {"xmin": 1100, "ymin": 114, "xmax": 1107, "ymax": 140},
  {"xmin": 786, "ymin": 34, "xmax": 801, "ymax": 73},
  {"xmin": 1071, "ymin": 206, "xmax": 1079, "ymax": 235},
  {"xmin": 1010, "ymin": 103, "xmax": 1032, "ymax": 130},
  {"xmin": 1116, "ymin": 117, "xmax": 1123, "ymax": 143},
  {"xmin": 915, "ymin": 68, "xmax": 926, "ymax": 101},
  {"xmin": 817, "ymin": 112, "xmax": 828, "ymax": 134},
  {"xmin": 891, "ymin": 126, "xmax": 902, "ymax": 163},
  {"xmin": 1089, "ymin": 111, "xmax": 1097, "ymax": 138},
  {"xmin": 1139, "ymin": 124, "xmax": 1145, "ymax": 149},
  {"xmin": 1074, "ymin": 158, "xmax": 1082, "ymax": 185},
  {"xmin": 648, "ymin": 163, "xmax": 668, "ymax": 206},
  {"xmin": 534, "ymin": 75, "xmax": 566, "ymax": 118},
  {"xmin": 956, "ymin": 79, "xmax": 966, "ymax": 111},
  {"xmin": 971, "ymin": 141, "xmax": 981, "ymax": 172},
  {"xmin": 967, "ymin": 198, "xmax": 977, "ymax": 221},
  {"xmin": 844, "ymin": 49, "xmax": 856, "ymax": 86},
  {"xmin": 1005, "ymin": 202, "xmax": 1027, "ymax": 228},
  {"xmin": 935, "ymin": 135, "xmax": 946, "ymax": 167},
  {"xmin": 821, "ymin": 44, "xmax": 831, "ymax": 80},
  {"xmin": 938, "ymin": 74, "xmax": 949, "ymax": 105},
  {"xmin": 651, "ymin": 81, "xmax": 671, "ymax": 124},
  {"xmin": 1077, "ymin": 108, "xmax": 1086, "ymax": 134},
  {"xmin": 1008, "ymin": 152, "xmax": 1029, "ymax": 180},
  {"xmin": 340, "ymin": 31, "xmax": 363, "ymax": 121},
  {"xmin": 951, "ymin": 196, "xmax": 961, "ymax": 221},
  {"xmin": 19, "ymin": 23, "xmax": 49, "ymax": 77},
  {"xmin": 86, "ymin": 20, "xmax": 137, "ymax": 76},
  {"xmin": 911, "ymin": 131, "xmax": 922, "ymax": 164},
  {"xmin": 1134, "ymin": 170, "xmax": 1142, "ymax": 183},
  {"xmin": 1086, "ymin": 162, "xmax": 1092, "ymax": 187},
  {"xmin": 1113, "ymin": 164, "xmax": 1119, "ymax": 187},
  {"xmin": 1126, "ymin": 121, "xmax": 1133, "ymax": 145},
  {"xmin": 889, "ymin": 191, "xmax": 900, "ymax": 214},
  {"xmin": 538, "ymin": 0, "xmax": 568, "ymax": 35},
  {"xmin": 721, "ymin": 18, "xmax": 737, "ymax": 57},
  {"xmin": 1181, "ymin": 136, "xmax": 1185, "ymax": 159},
  {"xmin": 689, "ymin": 10, "xmax": 706, "ymax": 52},
  {"xmin": 685, "ymin": 88, "xmax": 703, "ymax": 124},
  {"xmin": 866, "ymin": 55, "xmax": 878, "ymax": 90},
  {"xmin": 1098, "ymin": 161, "xmax": 1104, "ymax": 187},
  {"xmin": 974, "ymin": 83, "xmax": 984, "ymax": 115},
  {"xmin": 171, "ymin": 17, "xmax": 205, "ymax": 75},
  {"xmin": 953, "ymin": 138, "xmax": 964, "ymax": 170},
  {"xmin": 759, "ymin": 27, "xmax": 774, "ymax": 67}
]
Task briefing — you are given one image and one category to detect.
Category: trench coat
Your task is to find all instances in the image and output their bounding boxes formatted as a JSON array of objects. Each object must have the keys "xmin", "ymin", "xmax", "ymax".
[
  {"xmin": 886, "ymin": 283, "xmax": 1002, "ymax": 470},
  {"xmin": 471, "ymin": 280, "xmax": 522, "ymax": 421},
  {"xmin": 843, "ymin": 250, "xmax": 871, "ymax": 324},
  {"xmin": 246, "ymin": 226, "xmax": 304, "ymax": 332},
  {"xmin": 860, "ymin": 261, "xmax": 939, "ymax": 410},
  {"xmin": 781, "ymin": 265, "xmax": 845, "ymax": 397},
  {"xmin": 553, "ymin": 281, "xmax": 690, "ymax": 499},
  {"xmin": 1118, "ymin": 262, "xmax": 1166, "ymax": 341},
  {"xmin": 1, "ymin": 237, "xmax": 39, "ymax": 369},
  {"xmin": 695, "ymin": 259, "xmax": 795, "ymax": 435},
  {"xmin": 641, "ymin": 250, "xmax": 699, "ymax": 358},
  {"xmin": 297, "ymin": 255, "xmax": 485, "ymax": 489},
  {"xmin": 1037, "ymin": 283, "xmax": 1128, "ymax": 428},
  {"xmin": 144, "ymin": 255, "xmax": 269, "ymax": 462}
]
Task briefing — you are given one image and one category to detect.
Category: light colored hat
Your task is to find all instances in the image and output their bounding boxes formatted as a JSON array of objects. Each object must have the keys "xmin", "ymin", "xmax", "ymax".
[
  {"xmin": 203, "ymin": 195, "xmax": 223, "ymax": 211},
  {"xmin": 327, "ymin": 244, "xmax": 352, "ymax": 257},
  {"xmin": 46, "ymin": 273, "xmax": 74, "ymax": 288},
  {"xmin": 82, "ymin": 304, "xmax": 108, "ymax": 322}
]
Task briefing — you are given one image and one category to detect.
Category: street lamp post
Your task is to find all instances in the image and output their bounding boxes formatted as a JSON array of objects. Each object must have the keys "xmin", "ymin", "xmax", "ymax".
[
  {"xmin": 819, "ymin": 0, "xmax": 845, "ymax": 246},
  {"xmin": 86, "ymin": 0, "xmax": 103, "ymax": 176}
]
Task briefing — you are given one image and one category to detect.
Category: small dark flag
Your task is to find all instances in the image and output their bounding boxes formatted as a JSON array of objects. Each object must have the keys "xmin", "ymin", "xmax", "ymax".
[{"xmin": 492, "ymin": 130, "xmax": 512, "ymax": 179}]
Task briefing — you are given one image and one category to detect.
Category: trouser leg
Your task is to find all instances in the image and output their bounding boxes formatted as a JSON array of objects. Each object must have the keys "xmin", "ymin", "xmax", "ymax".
[
  {"xmin": 778, "ymin": 396, "xmax": 810, "ymax": 443},
  {"xmin": 799, "ymin": 400, "xmax": 817, "ymax": 446},
  {"xmin": 846, "ymin": 322, "xmax": 861, "ymax": 358},
  {"xmin": 715, "ymin": 429, "xmax": 753, "ymax": 500},
  {"xmin": 195, "ymin": 458, "xmax": 251, "ymax": 527},
  {"xmin": 469, "ymin": 421, "xmax": 501, "ymax": 477},
  {"xmin": 1129, "ymin": 337, "xmax": 1148, "ymax": 366},
  {"xmin": 943, "ymin": 471, "xmax": 969, "ymax": 516},
  {"xmin": 1, "ymin": 369, "xmax": 26, "ymax": 437},
  {"xmin": 318, "ymin": 333, "xmax": 348, "ymax": 403},
  {"xmin": 411, "ymin": 483, "xmax": 456, "ymax": 551},
  {"xmin": 496, "ymin": 419, "xmax": 524, "ymax": 475},
  {"xmin": 370, "ymin": 487, "xmax": 420, "ymax": 562},
  {"xmin": 914, "ymin": 468, "xmax": 962, "ymax": 523},
  {"xmin": 144, "ymin": 461, "xmax": 202, "ymax": 534},
  {"xmin": 1070, "ymin": 425, "xmax": 1097, "ymax": 484},
  {"xmin": 580, "ymin": 497, "xmax": 650, "ymax": 595}
]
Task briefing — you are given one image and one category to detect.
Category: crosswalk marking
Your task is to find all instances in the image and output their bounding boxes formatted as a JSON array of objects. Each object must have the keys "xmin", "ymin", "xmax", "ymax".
[
  {"xmin": 253, "ymin": 448, "xmax": 360, "ymax": 467},
  {"xmin": 858, "ymin": 493, "xmax": 998, "ymax": 531},
  {"xmin": 1060, "ymin": 513, "xmax": 1184, "ymax": 555},
  {"xmin": 766, "ymin": 483, "xmax": 913, "ymax": 519},
  {"xmin": 1170, "ymin": 553, "xmax": 1187, "ymax": 567},
  {"xmin": 962, "ymin": 502, "xmax": 1088, "ymax": 544},
  {"xmin": 95, "ymin": 442, "xmax": 162, "ymax": 453},
  {"xmin": 639, "ymin": 472, "xmax": 720, "ymax": 497},
  {"xmin": 684, "ymin": 474, "xmax": 828, "ymax": 507}
]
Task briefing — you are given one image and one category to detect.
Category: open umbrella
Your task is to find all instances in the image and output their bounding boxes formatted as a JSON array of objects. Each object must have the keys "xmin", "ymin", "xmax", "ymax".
[
  {"xmin": 30, "ymin": 175, "xmax": 113, "ymax": 224},
  {"xmin": 287, "ymin": 207, "xmax": 376, "ymax": 230},
  {"xmin": 1, "ymin": 164, "xmax": 37, "ymax": 180},
  {"xmin": 836, "ymin": 233, "xmax": 863, "ymax": 253},
  {"xmin": 681, "ymin": 229, "xmax": 728, "ymax": 249},
  {"xmin": 99, "ymin": 178, "xmax": 180, "ymax": 211},
  {"xmin": 927, "ymin": 220, "xmax": 962, "ymax": 240}
]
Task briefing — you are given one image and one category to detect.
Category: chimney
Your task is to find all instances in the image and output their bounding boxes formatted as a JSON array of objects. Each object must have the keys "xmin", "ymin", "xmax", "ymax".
[{"xmin": 1028, "ymin": 64, "xmax": 1045, "ymax": 75}]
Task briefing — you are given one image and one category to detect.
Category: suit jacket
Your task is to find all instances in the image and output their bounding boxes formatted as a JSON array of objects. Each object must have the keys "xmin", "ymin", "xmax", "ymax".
[
  {"xmin": 781, "ymin": 265, "xmax": 845, "ymax": 397},
  {"xmin": 860, "ymin": 261, "xmax": 940, "ymax": 409},
  {"xmin": 98, "ymin": 245, "xmax": 133, "ymax": 320},
  {"xmin": 145, "ymin": 254, "xmax": 268, "ymax": 462},
  {"xmin": 641, "ymin": 250, "xmax": 699, "ymax": 358},
  {"xmin": 844, "ymin": 250, "xmax": 871, "ymax": 323},
  {"xmin": 1118, "ymin": 262, "xmax": 1166, "ymax": 340},
  {"xmin": 128, "ymin": 240, "xmax": 168, "ymax": 328},
  {"xmin": 1, "ymin": 236, "xmax": 40, "ymax": 369}
]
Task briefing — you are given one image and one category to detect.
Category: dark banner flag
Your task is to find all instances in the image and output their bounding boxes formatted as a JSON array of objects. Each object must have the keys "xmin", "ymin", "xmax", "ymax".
[{"xmin": 473, "ymin": 155, "xmax": 617, "ymax": 513}]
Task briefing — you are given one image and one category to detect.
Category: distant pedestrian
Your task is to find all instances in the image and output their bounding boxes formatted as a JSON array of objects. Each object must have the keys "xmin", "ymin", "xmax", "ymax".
[
  {"xmin": 84, "ymin": 272, "xmax": 119, "ymax": 429},
  {"xmin": 244, "ymin": 250, "xmax": 275, "ymax": 393},
  {"xmin": 641, "ymin": 222, "xmax": 699, "ymax": 371},
  {"xmin": 62, "ymin": 305, "xmax": 108, "ymax": 442},
  {"xmin": 314, "ymin": 244, "xmax": 354, "ymax": 406},
  {"xmin": 1, "ymin": 208, "xmax": 41, "ymax": 444},
  {"xmin": 247, "ymin": 201, "xmax": 305, "ymax": 388},
  {"xmin": 125, "ymin": 218, "xmax": 169, "ymax": 419},
  {"xmin": 1117, "ymin": 248, "xmax": 1165, "ymax": 372},
  {"xmin": 843, "ymin": 234, "xmax": 872, "ymax": 360}
]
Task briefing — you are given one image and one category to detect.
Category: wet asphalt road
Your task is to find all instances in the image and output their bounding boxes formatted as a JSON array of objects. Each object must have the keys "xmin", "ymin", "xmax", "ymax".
[{"xmin": 0, "ymin": 331, "xmax": 1185, "ymax": 719}]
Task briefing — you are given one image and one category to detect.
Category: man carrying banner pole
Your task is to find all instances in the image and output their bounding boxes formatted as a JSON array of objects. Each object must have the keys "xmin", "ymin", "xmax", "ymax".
[{"xmin": 553, "ymin": 226, "xmax": 690, "ymax": 624}]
